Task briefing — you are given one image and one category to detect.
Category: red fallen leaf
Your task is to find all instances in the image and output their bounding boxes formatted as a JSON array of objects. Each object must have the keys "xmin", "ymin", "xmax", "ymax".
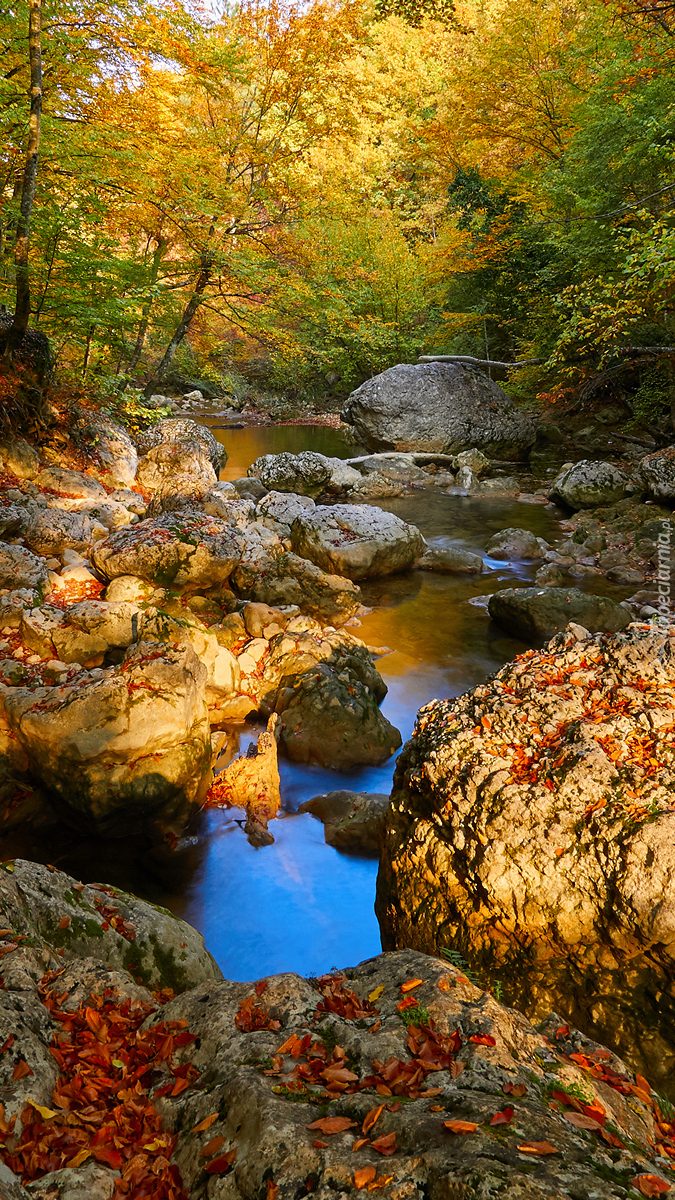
[
  {"xmin": 352, "ymin": 1138, "xmax": 370, "ymax": 1151},
  {"xmin": 503, "ymin": 1082, "xmax": 527, "ymax": 1097},
  {"xmin": 387, "ymin": 1103, "xmax": 402, "ymax": 1112},
  {"xmin": 481, "ymin": 715, "xmax": 491, "ymax": 731},
  {"xmin": 58, "ymin": 916, "xmax": 70, "ymax": 929},
  {"xmin": 555, "ymin": 1024, "xmax": 570, "ymax": 1038},
  {"xmin": 400, "ymin": 979, "xmax": 423, "ymax": 993},
  {"xmin": 201, "ymin": 1136, "xmax": 226, "ymax": 1156},
  {"xmin": 0, "ymin": 1034, "xmax": 14, "ymax": 1053},
  {"xmin": 313, "ymin": 1140, "xmax": 328, "ymax": 1149},
  {"xmin": 276, "ymin": 1033, "xmax": 300, "ymax": 1055},
  {"xmin": 371, "ymin": 1131, "xmax": 396, "ymax": 1156},
  {"xmin": 396, "ymin": 996, "xmax": 419, "ymax": 1012},
  {"xmin": 256, "ymin": 979, "xmax": 268, "ymax": 996},
  {"xmin": 91, "ymin": 1144, "xmax": 123, "ymax": 1169},
  {"xmin": 490, "ymin": 1106, "xmax": 513, "ymax": 1126},
  {"xmin": 518, "ymin": 1142, "xmax": 558, "ymax": 1155},
  {"xmin": 632, "ymin": 1176, "xmax": 672, "ymax": 1197},
  {"xmin": 171, "ymin": 1077, "xmax": 191, "ymax": 1096},
  {"xmin": 307, "ymin": 1117, "xmax": 357, "ymax": 1134},
  {"xmin": 581, "ymin": 1102, "xmax": 606, "ymax": 1126},
  {"xmin": 355, "ymin": 1166, "xmax": 377, "ymax": 1188},
  {"xmin": 192, "ymin": 1112, "xmax": 220, "ymax": 1133},
  {"xmin": 205, "ymin": 1148, "xmax": 237, "ymax": 1174},
  {"xmin": 550, "ymin": 1089, "xmax": 584, "ymax": 1112},
  {"xmin": 12, "ymin": 1059, "xmax": 32, "ymax": 1081},
  {"xmin": 565, "ymin": 1112, "xmax": 602, "ymax": 1131},
  {"xmin": 267, "ymin": 1183, "xmax": 279, "ymax": 1200},
  {"xmin": 635, "ymin": 1074, "xmax": 652, "ymax": 1096},
  {"xmin": 444, "ymin": 1120, "xmax": 479, "ymax": 1134},
  {"xmin": 362, "ymin": 1105, "xmax": 385, "ymax": 1135},
  {"xmin": 469, "ymin": 1034, "xmax": 496, "ymax": 1046}
]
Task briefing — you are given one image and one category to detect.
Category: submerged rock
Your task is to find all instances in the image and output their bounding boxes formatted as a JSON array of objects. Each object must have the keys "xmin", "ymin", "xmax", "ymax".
[
  {"xmin": 377, "ymin": 625, "xmax": 675, "ymax": 1090},
  {"xmin": 416, "ymin": 545, "xmax": 484, "ymax": 573},
  {"xmin": 299, "ymin": 789, "xmax": 390, "ymax": 854},
  {"xmin": 290, "ymin": 503, "xmax": 425, "ymax": 581},
  {"xmin": 488, "ymin": 585, "xmax": 632, "ymax": 640},
  {"xmin": 342, "ymin": 362, "xmax": 536, "ymax": 459}
]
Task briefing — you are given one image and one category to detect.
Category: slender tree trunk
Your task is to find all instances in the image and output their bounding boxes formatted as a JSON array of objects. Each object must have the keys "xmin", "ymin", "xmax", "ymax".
[
  {"xmin": 8, "ymin": 0, "xmax": 42, "ymax": 349},
  {"xmin": 82, "ymin": 324, "xmax": 95, "ymax": 378},
  {"xmin": 143, "ymin": 258, "xmax": 211, "ymax": 399},
  {"xmin": 127, "ymin": 237, "xmax": 166, "ymax": 372}
]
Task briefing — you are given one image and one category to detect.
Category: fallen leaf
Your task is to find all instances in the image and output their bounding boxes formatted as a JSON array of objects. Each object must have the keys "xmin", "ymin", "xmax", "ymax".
[
  {"xmin": 255, "ymin": 979, "xmax": 268, "ymax": 996},
  {"xmin": 437, "ymin": 976, "xmax": 453, "ymax": 992},
  {"xmin": 518, "ymin": 1142, "xmax": 558, "ymax": 1155},
  {"xmin": 367, "ymin": 1177, "xmax": 393, "ymax": 1191},
  {"xmin": 201, "ymin": 1136, "xmax": 226, "ymax": 1157},
  {"xmin": 352, "ymin": 1138, "xmax": 370, "ymax": 1151},
  {"xmin": 400, "ymin": 979, "xmax": 423, "ymax": 993},
  {"xmin": 66, "ymin": 1148, "xmax": 90, "ymax": 1168},
  {"xmin": 26, "ymin": 1099, "xmax": 59, "ymax": 1120},
  {"xmin": 371, "ymin": 1131, "xmax": 396, "ymax": 1156},
  {"xmin": 635, "ymin": 1074, "xmax": 651, "ymax": 1096},
  {"xmin": 632, "ymin": 1176, "xmax": 672, "ymax": 1197},
  {"xmin": 267, "ymin": 1183, "xmax": 279, "ymax": 1200},
  {"xmin": 429, "ymin": 1105, "xmax": 444, "ymax": 1112},
  {"xmin": 565, "ymin": 1112, "xmax": 601, "ymax": 1131},
  {"xmin": 205, "ymin": 1149, "xmax": 237, "ymax": 1174},
  {"xmin": 313, "ymin": 1140, "xmax": 328, "ymax": 1149},
  {"xmin": 12, "ymin": 1060, "xmax": 32, "ymax": 1081},
  {"xmin": 192, "ymin": 1112, "xmax": 220, "ymax": 1133},
  {"xmin": 355, "ymin": 1167, "xmax": 377, "ymax": 1188},
  {"xmin": 307, "ymin": 1117, "xmax": 357, "ymax": 1134},
  {"xmin": 369, "ymin": 986, "xmax": 384, "ymax": 1002},
  {"xmin": 490, "ymin": 1106, "xmax": 513, "ymax": 1126},
  {"xmin": 443, "ymin": 1120, "xmax": 479, "ymax": 1134},
  {"xmin": 469, "ymin": 1034, "xmax": 496, "ymax": 1046},
  {"xmin": 58, "ymin": 916, "xmax": 70, "ymax": 929},
  {"xmin": 503, "ymin": 1082, "xmax": 527, "ymax": 1097},
  {"xmin": 363, "ymin": 1105, "xmax": 385, "ymax": 1135}
]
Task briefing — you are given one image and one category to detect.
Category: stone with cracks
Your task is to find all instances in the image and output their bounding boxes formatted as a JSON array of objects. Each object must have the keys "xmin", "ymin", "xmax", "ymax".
[
  {"xmin": 248, "ymin": 451, "xmax": 334, "ymax": 497},
  {"xmin": 4, "ymin": 642, "xmax": 212, "ymax": 835},
  {"xmin": 290, "ymin": 504, "xmax": 425, "ymax": 581},
  {"xmin": 548, "ymin": 460, "xmax": 630, "ymax": 510},
  {"xmin": 24, "ymin": 509, "xmax": 106, "ymax": 557},
  {"xmin": 35, "ymin": 467, "xmax": 106, "ymax": 501},
  {"xmin": 91, "ymin": 513, "xmax": 241, "ymax": 590},
  {"xmin": 135, "ymin": 418, "xmax": 225, "ymax": 473},
  {"xmin": 256, "ymin": 490, "xmax": 315, "ymax": 537},
  {"xmin": 377, "ymin": 626, "xmax": 675, "ymax": 1091},
  {"xmin": 342, "ymin": 362, "xmax": 536, "ymax": 459},
  {"xmin": 488, "ymin": 586, "xmax": 632, "ymax": 641}
]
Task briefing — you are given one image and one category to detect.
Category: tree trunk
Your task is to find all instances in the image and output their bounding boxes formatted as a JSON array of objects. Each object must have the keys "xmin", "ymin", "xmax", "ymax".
[
  {"xmin": 143, "ymin": 259, "xmax": 211, "ymax": 399},
  {"xmin": 7, "ymin": 0, "xmax": 42, "ymax": 350},
  {"xmin": 127, "ymin": 238, "xmax": 166, "ymax": 372}
]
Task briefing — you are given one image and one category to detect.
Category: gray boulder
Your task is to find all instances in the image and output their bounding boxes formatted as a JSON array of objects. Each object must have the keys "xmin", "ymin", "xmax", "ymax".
[
  {"xmin": 24, "ymin": 508, "xmax": 107, "ymax": 556},
  {"xmin": 136, "ymin": 439, "xmax": 217, "ymax": 493},
  {"xmin": 35, "ymin": 467, "xmax": 106, "ymax": 500},
  {"xmin": 91, "ymin": 513, "xmax": 241, "ymax": 590},
  {"xmin": 0, "ymin": 544, "xmax": 48, "ymax": 592},
  {"xmin": 69, "ymin": 405, "xmax": 138, "ymax": 488},
  {"xmin": 256, "ymin": 490, "xmax": 315, "ymax": 537},
  {"xmin": 638, "ymin": 447, "xmax": 675, "ymax": 501},
  {"xmin": 299, "ymin": 789, "xmax": 390, "ymax": 854},
  {"xmin": 0, "ymin": 437, "xmax": 40, "ymax": 479},
  {"xmin": 238, "ymin": 549, "xmax": 362, "ymax": 626},
  {"xmin": 342, "ymin": 362, "xmax": 536, "ymax": 459},
  {"xmin": 135, "ymin": 417, "xmax": 225, "ymax": 473},
  {"xmin": 486, "ymin": 527, "xmax": 546, "ymax": 561},
  {"xmin": 548, "ymin": 460, "xmax": 630, "ymax": 510},
  {"xmin": 249, "ymin": 451, "xmax": 361, "ymax": 498},
  {"xmin": 417, "ymin": 544, "xmax": 484, "ymax": 573},
  {"xmin": 280, "ymin": 662, "xmax": 401, "ymax": 770},
  {"xmin": 488, "ymin": 586, "xmax": 632, "ymax": 640},
  {"xmin": 290, "ymin": 503, "xmax": 425, "ymax": 580}
]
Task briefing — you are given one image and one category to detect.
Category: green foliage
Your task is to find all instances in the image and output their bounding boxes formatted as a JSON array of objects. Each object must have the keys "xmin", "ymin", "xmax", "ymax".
[
  {"xmin": 92, "ymin": 378, "xmax": 171, "ymax": 438},
  {"xmin": 398, "ymin": 1003, "xmax": 430, "ymax": 1028},
  {"xmin": 440, "ymin": 946, "xmax": 481, "ymax": 987}
]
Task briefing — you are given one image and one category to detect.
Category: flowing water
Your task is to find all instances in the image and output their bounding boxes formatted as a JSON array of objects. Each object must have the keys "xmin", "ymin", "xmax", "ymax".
[{"xmin": 4, "ymin": 421, "xmax": 609, "ymax": 982}]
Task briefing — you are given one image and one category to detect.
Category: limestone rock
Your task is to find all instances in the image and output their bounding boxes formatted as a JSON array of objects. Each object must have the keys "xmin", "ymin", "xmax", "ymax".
[
  {"xmin": 637, "ymin": 446, "xmax": 675, "ymax": 500},
  {"xmin": 65, "ymin": 599, "xmax": 138, "ymax": 647},
  {"xmin": 135, "ymin": 418, "xmax": 225, "ymax": 473},
  {"xmin": 0, "ymin": 544, "xmax": 48, "ymax": 592},
  {"xmin": 69, "ymin": 405, "xmax": 138, "ymax": 488},
  {"xmin": 5, "ymin": 643, "xmax": 212, "ymax": 834},
  {"xmin": 91, "ymin": 514, "xmax": 241, "ymax": 590},
  {"xmin": 0, "ymin": 437, "xmax": 40, "ymax": 479},
  {"xmin": 342, "ymin": 362, "xmax": 536, "ymax": 459},
  {"xmin": 290, "ymin": 504, "xmax": 425, "ymax": 580},
  {"xmin": 256, "ymin": 490, "xmax": 315, "ymax": 537},
  {"xmin": 213, "ymin": 714, "xmax": 282, "ymax": 845},
  {"xmin": 376, "ymin": 626, "xmax": 675, "ymax": 1089},
  {"xmin": 249, "ymin": 451, "xmax": 333, "ymax": 497},
  {"xmin": 455, "ymin": 447, "xmax": 491, "ymax": 478},
  {"xmin": 24, "ymin": 509, "xmax": 106, "ymax": 557},
  {"xmin": 299, "ymin": 789, "xmax": 390, "ymax": 854},
  {"xmin": 240, "ymin": 550, "xmax": 362, "ymax": 626},
  {"xmin": 417, "ymin": 545, "xmax": 484, "ymax": 573},
  {"xmin": 136, "ymin": 440, "xmax": 217, "ymax": 494},
  {"xmin": 548, "ymin": 460, "xmax": 630, "ymax": 510},
  {"xmin": 0, "ymin": 859, "xmax": 222, "ymax": 993},
  {"xmin": 488, "ymin": 586, "xmax": 632, "ymax": 640},
  {"xmin": 35, "ymin": 467, "xmax": 106, "ymax": 500},
  {"xmin": 486, "ymin": 527, "xmax": 547, "ymax": 561}
]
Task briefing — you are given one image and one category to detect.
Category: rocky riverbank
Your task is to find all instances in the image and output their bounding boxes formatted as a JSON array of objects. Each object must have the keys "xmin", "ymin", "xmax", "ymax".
[{"xmin": 1, "ymin": 858, "xmax": 675, "ymax": 1200}]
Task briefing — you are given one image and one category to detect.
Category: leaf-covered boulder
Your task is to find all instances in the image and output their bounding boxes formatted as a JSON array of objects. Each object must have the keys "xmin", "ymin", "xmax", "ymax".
[
  {"xmin": 4, "ymin": 642, "xmax": 212, "ymax": 835},
  {"xmin": 377, "ymin": 625, "xmax": 675, "ymax": 1091},
  {"xmin": 290, "ymin": 504, "xmax": 426, "ymax": 581},
  {"xmin": 488, "ymin": 586, "xmax": 632, "ymax": 640},
  {"xmin": 91, "ymin": 513, "xmax": 242, "ymax": 590},
  {"xmin": 548, "ymin": 460, "xmax": 630, "ymax": 510},
  {"xmin": 342, "ymin": 362, "xmax": 537, "ymax": 459}
]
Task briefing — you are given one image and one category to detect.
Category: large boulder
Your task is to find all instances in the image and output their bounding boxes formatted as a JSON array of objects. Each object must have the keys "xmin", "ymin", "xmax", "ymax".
[
  {"xmin": 0, "ymin": 544, "xmax": 48, "ymax": 592},
  {"xmin": 4, "ymin": 642, "xmax": 212, "ymax": 834},
  {"xmin": 0, "ymin": 437, "xmax": 40, "ymax": 479},
  {"xmin": 638, "ymin": 446, "xmax": 675, "ymax": 500},
  {"xmin": 486, "ymin": 527, "xmax": 546, "ymax": 561},
  {"xmin": 249, "ymin": 451, "xmax": 361, "ymax": 498},
  {"xmin": 299, "ymin": 789, "xmax": 390, "ymax": 854},
  {"xmin": 35, "ymin": 467, "xmax": 107, "ymax": 500},
  {"xmin": 69, "ymin": 404, "xmax": 138, "ymax": 488},
  {"xmin": 548, "ymin": 460, "xmax": 630, "ymax": 510},
  {"xmin": 238, "ymin": 548, "xmax": 362, "ymax": 626},
  {"xmin": 24, "ymin": 508, "xmax": 107, "ymax": 556},
  {"xmin": 342, "ymin": 362, "xmax": 536, "ymax": 459},
  {"xmin": 136, "ymin": 440, "xmax": 217, "ymax": 493},
  {"xmin": 91, "ymin": 513, "xmax": 241, "ymax": 590},
  {"xmin": 488, "ymin": 586, "xmax": 632, "ymax": 640},
  {"xmin": 256, "ymin": 490, "xmax": 315, "ymax": 537},
  {"xmin": 290, "ymin": 504, "xmax": 425, "ymax": 580},
  {"xmin": 0, "ymin": 859, "xmax": 222, "ymax": 993},
  {"xmin": 135, "ymin": 418, "xmax": 225, "ymax": 473},
  {"xmin": 417, "ymin": 544, "xmax": 484, "ymax": 573},
  {"xmin": 377, "ymin": 626, "xmax": 675, "ymax": 1090}
]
